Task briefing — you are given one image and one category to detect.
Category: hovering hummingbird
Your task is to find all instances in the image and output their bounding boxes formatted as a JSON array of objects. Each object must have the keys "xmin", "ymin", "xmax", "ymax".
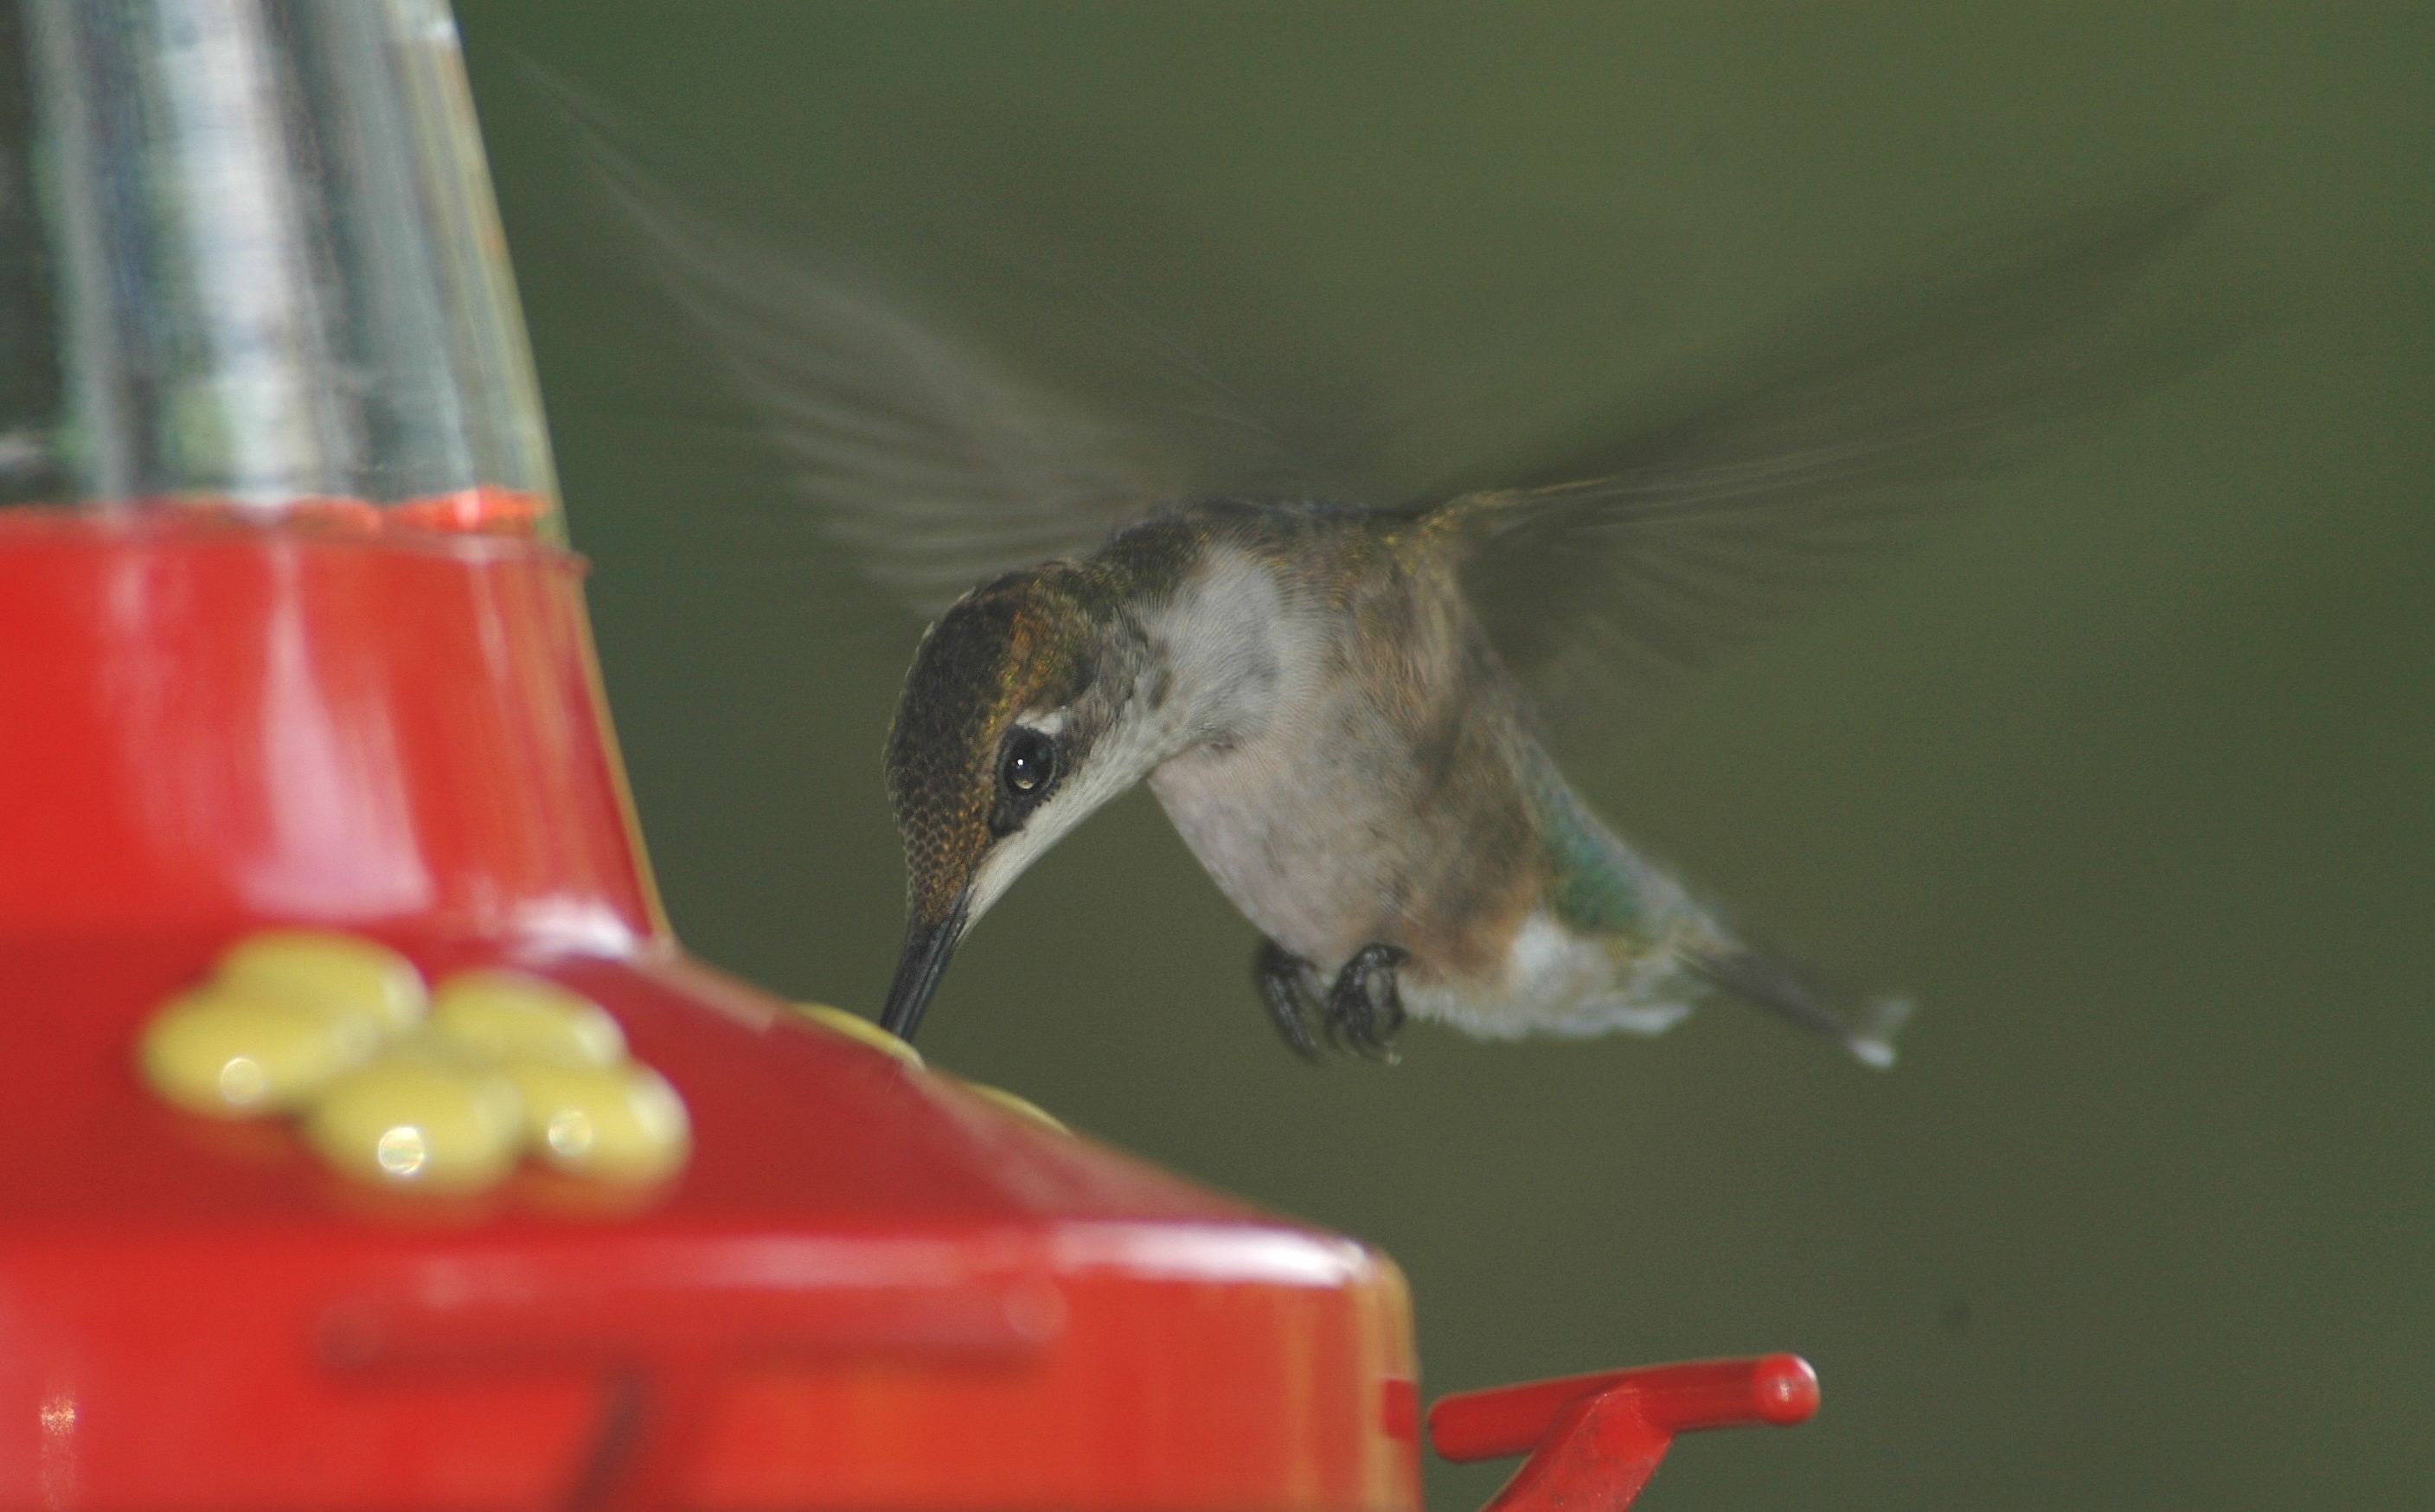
[{"xmin": 603, "ymin": 158, "xmax": 2216, "ymax": 1063}]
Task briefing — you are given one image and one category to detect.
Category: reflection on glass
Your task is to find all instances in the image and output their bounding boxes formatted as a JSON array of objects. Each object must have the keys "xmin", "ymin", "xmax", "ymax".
[{"xmin": 8, "ymin": 0, "xmax": 559, "ymax": 536}]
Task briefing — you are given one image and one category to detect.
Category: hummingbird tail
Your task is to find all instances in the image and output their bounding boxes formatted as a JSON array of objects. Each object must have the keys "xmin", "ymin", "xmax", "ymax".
[
  {"xmin": 1841, "ymin": 995, "xmax": 1916, "ymax": 1070},
  {"xmin": 1685, "ymin": 945, "xmax": 1914, "ymax": 1069}
]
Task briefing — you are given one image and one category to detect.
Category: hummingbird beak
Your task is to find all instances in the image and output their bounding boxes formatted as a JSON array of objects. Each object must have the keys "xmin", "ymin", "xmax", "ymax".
[{"xmin": 879, "ymin": 887, "xmax": 972, "ymax": 1041}]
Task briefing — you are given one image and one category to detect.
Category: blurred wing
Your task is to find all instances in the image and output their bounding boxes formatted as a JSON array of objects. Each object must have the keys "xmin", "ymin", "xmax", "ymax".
[
  {"xmin": 1434, "ymin": 186, "xmax": 2238, "ymax": 701},
  {"xmin": 578, "ymin": 136, "xmax": 1184, "ymax": 618}
]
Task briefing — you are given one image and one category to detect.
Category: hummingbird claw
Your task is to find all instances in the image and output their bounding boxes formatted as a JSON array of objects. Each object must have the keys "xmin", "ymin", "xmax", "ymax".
[
  {"xmin": 1253, "ymin": 938, "xmax": 1325, "ymax": 1060},
  {"xmin": 1323, "ymin": 943, "xmax": 1409, "ymax": 1063}
]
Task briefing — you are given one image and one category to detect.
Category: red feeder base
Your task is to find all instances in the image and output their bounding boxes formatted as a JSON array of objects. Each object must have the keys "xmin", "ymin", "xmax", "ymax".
[{"xmin": 0, "ymin": 512, "xmax": 1814, "ymax": 1509}]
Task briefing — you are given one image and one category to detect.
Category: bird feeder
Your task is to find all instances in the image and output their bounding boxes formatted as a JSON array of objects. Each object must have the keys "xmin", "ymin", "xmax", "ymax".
[{"xmin": 0, "ymin": 3, "xmax": 1816, "ymax": 1506}]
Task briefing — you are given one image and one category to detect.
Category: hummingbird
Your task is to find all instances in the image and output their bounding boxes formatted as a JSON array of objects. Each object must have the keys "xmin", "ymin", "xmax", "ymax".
[
  {"xmin": 602, "ymin": 157, "xmax": 2219, "ymax": 1062},
  {"xmin": 875, "ymin": 488, "xmax": 1913, "ymax": 1061}
]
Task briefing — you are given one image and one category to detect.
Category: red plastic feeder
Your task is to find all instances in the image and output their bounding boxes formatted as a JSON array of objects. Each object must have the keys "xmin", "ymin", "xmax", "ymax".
[
  {"xmin": 0, "ymin": 4, "xmax": 1819, "ymax": 1509},
  {"xmin": 0, "ymin": 502, "xmax": 1426, "ymax": 1509}
]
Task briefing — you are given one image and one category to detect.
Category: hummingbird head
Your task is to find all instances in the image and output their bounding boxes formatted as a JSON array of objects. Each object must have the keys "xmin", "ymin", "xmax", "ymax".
[{"xmin": 876, "ymin": 563, "xmax": 1150, "ymax": 1041}]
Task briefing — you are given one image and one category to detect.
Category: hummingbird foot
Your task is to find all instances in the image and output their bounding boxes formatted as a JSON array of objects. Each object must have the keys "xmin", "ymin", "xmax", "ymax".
[
  {"xmin": 1323, "ymin": 943, "xmax": 1409, "ymax": 1063},
  {"xmin": 1253, "ymin": 938, "xmax": 1327, "ymax": 1060}
]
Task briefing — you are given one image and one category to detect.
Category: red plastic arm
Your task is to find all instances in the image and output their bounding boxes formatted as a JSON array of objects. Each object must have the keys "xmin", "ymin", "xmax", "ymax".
[{"xmin": 1428, "ymin": 1354, "xmax": 1818, "ymax": 1512}]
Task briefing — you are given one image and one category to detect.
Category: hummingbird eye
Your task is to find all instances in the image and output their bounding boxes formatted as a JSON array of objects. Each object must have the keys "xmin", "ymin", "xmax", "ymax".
[{"xmin": 999, "ymin": 727, "xmax": 1060, "ymax": 804}]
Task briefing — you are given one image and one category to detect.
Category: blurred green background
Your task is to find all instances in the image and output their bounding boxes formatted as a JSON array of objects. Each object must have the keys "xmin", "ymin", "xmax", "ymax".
[{"xmin": 458, "ymin": 4, "xmax": 2429, "ymax": 1508}]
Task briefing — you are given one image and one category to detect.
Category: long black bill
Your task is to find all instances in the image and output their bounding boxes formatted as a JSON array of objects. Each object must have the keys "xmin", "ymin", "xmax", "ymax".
[{"xmin": 878, "ymin": 892, "xmax": 971, "ymax": 1042}]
